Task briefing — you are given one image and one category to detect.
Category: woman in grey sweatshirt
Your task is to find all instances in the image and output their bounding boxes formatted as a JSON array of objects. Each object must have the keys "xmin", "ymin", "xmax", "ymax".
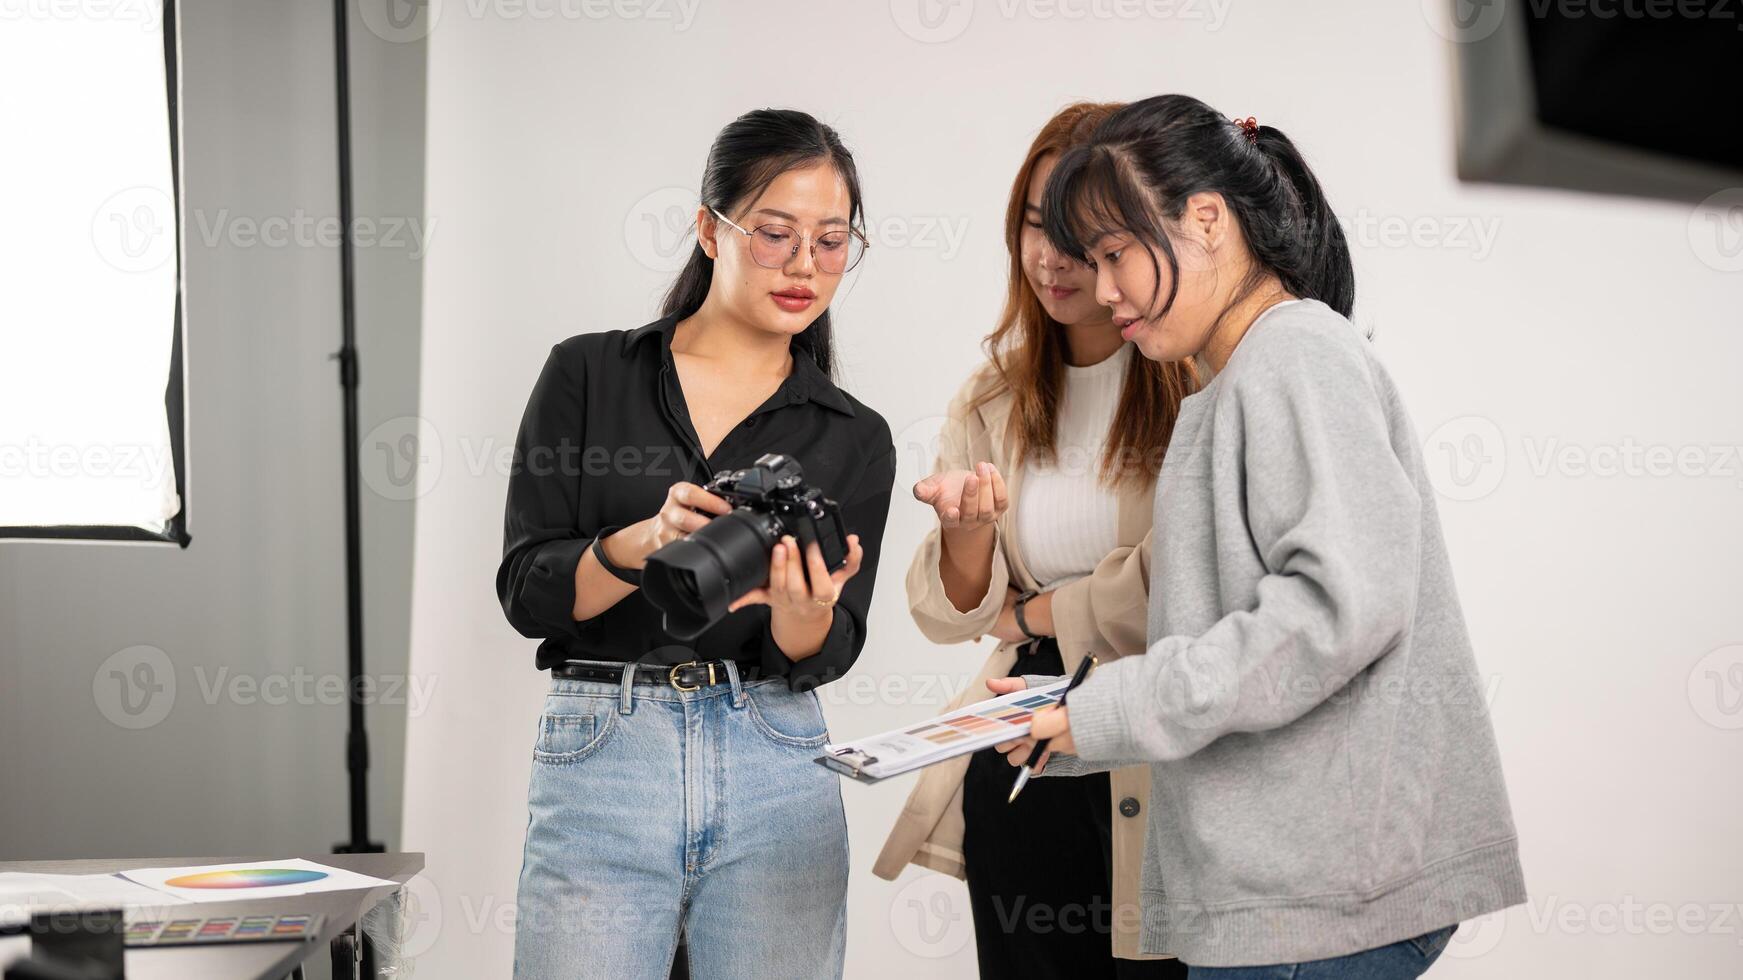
[{"xmin": 987, "ymin": 95, "xmax": 1528, "ymax": 978}]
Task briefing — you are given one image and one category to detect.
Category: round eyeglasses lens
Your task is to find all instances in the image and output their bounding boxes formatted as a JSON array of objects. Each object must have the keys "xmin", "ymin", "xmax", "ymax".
[{"xmin": 749, "ymin": 225, "xmax": 865, "ymax": 274}]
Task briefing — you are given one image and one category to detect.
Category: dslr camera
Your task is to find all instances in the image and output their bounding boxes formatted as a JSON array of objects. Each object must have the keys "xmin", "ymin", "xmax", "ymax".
[{"xmin": 642, "ymin": 453, "xmax": 850, "ymax": 639}]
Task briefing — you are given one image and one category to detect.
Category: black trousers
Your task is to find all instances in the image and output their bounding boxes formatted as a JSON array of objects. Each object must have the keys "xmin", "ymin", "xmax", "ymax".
[{"xmin": 960, "ymin": 639, "xmax": 1187, "ymax": 980}]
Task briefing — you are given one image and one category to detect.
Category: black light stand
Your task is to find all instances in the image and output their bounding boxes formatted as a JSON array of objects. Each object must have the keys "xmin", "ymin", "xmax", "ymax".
[
  {"xmin": 329, "ymin": 1, "xmax": 384, "ymax": 974},
  {"xmin": 328, "ymin": 0, "xmax": 383, "ymax": 860}
]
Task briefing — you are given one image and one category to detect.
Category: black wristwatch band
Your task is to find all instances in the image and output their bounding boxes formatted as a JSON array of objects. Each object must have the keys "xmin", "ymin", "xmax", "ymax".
[
  {"xmin": 1013, "ymin": 589, "xmax": 1042, "ymax": 640},
  {"xmin": 591, "ymin": 526, "xmax": 642, "ymax": 587}
]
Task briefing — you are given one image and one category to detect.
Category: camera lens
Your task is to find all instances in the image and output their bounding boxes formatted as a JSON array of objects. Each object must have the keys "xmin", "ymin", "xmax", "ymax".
[{"xmin": 642, "ymin": 509, "xmax": 784, "ymax": 639}]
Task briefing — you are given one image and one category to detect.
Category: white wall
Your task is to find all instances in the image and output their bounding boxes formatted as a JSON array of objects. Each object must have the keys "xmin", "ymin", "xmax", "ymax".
[
  {"xmin": 401, "ymin": 2, "xmax": 1743, "ymax": 976},
  {"xmin": 0, "ymin": 0, "xmax": 425, "ymax": 909}
]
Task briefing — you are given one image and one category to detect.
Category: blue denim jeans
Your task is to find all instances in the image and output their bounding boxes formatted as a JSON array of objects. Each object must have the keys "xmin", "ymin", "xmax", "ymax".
[
  {"xmin": 512, "ymin": 660, "xmax": 849, "ymax": 979},
  {"xmin": 1186, "ymin": 925, "xmax": 1458, "ymax": 979}
]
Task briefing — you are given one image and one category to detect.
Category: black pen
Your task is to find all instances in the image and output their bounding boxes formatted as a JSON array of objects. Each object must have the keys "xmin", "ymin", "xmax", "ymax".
[{"xmin": 1009, "ymin": 654, "xmax": 1097, "ymax": 803}]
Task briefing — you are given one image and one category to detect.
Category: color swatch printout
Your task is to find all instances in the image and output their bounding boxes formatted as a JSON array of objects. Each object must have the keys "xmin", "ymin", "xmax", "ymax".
[
  {"xmin": 118, "ymin": 859, "xmax": 395, "ymax": 904},
  {"xmin": 816, "ymin": 678, "xmax": 1071, "ymax": 782}
]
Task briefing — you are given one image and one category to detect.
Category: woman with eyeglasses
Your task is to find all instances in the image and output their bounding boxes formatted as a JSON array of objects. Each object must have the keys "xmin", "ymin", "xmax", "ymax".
[{"xmin": 498, "ymin": 107, "xmax": 895, "ymax": 980}]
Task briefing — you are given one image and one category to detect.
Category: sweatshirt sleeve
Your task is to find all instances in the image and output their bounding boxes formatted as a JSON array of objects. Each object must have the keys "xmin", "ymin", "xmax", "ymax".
[
  {"xmin": 1016, "ymin": 673, "xmax": 1150, "ymax": 777},
  {"xmin": 906, "ymin": 369, "xmax": 1009, "ymax": 643},
  {"xmin": 1064, "ymin": 330, "xmax": 1423, "ymax": 764}
]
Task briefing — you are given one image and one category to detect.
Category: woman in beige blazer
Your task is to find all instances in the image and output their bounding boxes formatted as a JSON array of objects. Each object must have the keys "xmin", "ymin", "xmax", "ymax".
[{"xmin": 872, "ymin": 103, "xmax": 1194, "ymax": 977}]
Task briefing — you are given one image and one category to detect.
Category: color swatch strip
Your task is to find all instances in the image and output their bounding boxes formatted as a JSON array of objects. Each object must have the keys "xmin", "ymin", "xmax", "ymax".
[{"xmin": 900, "ymin": 688, "xmax": 1064, "ymax": 742}]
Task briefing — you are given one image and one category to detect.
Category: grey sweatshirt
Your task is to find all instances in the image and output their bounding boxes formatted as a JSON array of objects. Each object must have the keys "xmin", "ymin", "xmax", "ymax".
[{"xmin": 1027, "ymin": 299, "xmax": 1526, "ymax": 966}]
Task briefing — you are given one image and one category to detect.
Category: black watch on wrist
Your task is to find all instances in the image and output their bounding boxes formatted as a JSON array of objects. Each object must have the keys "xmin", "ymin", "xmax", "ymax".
[
  {"xmin": 1013, "ymin": 589, "xmax": 1043, "ymax": 640},
  {"xmin": 591, "ymin": 526, "xmax": 642, "ymax": 587}
]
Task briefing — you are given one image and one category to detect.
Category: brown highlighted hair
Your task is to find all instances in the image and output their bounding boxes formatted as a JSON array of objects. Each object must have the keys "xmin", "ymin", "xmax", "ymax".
[{"xmin": 974, "ymin": 102, "xmax": 1196, "ymax": 489}]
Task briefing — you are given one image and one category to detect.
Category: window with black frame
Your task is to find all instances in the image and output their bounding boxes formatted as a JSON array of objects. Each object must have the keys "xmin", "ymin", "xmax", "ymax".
[{"xmin": 0, "ymin": 0, "xmax": 188, "ymax": 545}]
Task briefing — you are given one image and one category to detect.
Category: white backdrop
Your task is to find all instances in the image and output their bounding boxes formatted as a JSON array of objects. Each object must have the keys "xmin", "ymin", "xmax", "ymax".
[{"xmin": 398, "ymin": 2, "xmax": 1743, "ymax": 976}]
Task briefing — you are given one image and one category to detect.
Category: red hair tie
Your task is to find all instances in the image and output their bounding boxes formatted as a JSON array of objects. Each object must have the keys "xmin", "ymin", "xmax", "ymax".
[{"xmin": 1234, "ymin": 116, "xmax": 1259, "ymax": 145}]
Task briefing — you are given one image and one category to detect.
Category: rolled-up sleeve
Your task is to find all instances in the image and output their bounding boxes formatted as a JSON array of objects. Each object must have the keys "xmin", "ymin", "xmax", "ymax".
[
  {"xmin": 1050, "ymin": 527, "xmax": 1152, "ymax": 663},
  {"xmin": 496, "ymin": 345, "xmax": 601, "ymax": 642},
  {"xmin": 760, "ymin": 439, "xmax": 897, "ymax": 691},
  {"xmin": 906, "ymin": 524, "xmax": 1010, "ymax": 642},
  {"xmin": 905, "ymin": 370, "xmax": 1009, "ymax": 644}
]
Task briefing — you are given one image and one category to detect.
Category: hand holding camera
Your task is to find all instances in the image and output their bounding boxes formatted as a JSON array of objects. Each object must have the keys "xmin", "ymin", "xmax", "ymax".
[
  {"xmin": 726, "ymin": 529, "xmax": 864, "ymax": 620},
  {"xmin": 599, "ymin": 481, "xmax": 734, "ymax": 571},
  {"xmin": 641, "ymin": 453, "xmax": 861, "ymax": 640}
]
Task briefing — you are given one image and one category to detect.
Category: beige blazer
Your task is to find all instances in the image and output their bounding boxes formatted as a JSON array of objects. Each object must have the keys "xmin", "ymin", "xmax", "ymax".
[{"xmin": 871, "ymin": 362, "xmax": 1168, "ymax": 961}]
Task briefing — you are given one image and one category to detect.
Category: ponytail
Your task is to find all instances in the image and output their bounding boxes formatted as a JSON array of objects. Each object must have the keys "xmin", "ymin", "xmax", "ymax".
[
  {"xmin": 660, "ymin": 245, "xmax": 714, "ymax": 322},
  {"xmin": 1251, "ymin": 126, "xmax": 1355, "ymax": 317}
]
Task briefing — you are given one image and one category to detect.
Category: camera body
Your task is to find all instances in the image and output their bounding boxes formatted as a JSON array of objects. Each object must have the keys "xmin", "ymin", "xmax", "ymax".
[
  {"xmin": 642, "ymin": 453, "xmax": 850, "ymax": 640},
  {"xmin": 705, "ymin": 453, "xmax": 850, "ymax": 570}
]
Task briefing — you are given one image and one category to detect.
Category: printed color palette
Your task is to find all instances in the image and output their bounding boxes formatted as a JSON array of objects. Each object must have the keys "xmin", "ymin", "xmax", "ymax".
[
  {"xmin": 162, "ymin": 868, "xmax": 328, "ymax": 889},
  {"xmin": 900, "ymin": 687, "xmax": 1063, "ymax": 742},
  {"xmin": 818, "ymin": 676, "xmax": 1074, "ymax": 782},
  {"xmin": 124, "ymin": 913, "xmax": 322, "ymax": 947}
]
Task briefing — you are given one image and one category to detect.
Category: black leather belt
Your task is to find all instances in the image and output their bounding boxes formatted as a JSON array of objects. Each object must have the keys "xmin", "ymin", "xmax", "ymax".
[{"xmin": 552, "ymin": 659, "xmax": 742, "ymax": 691}]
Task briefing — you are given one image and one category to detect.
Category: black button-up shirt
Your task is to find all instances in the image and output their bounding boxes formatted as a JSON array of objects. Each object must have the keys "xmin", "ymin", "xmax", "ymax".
[{"xmin": 496, "ymin": 313, "xmax": 896, "ymax": 690}]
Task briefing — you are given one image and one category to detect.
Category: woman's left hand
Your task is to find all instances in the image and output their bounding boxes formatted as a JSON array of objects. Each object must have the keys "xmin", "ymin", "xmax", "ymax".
[
  {"xmin": 728, "ymin": 533, "xmax": 864, "ymax": 621},
  {"xmin": 989, "ymin": 588, "xmax": 1053, "ymax": 644},
  {"xmin": 988, "ymin": 588, "xmax": 1026, "ymax": 643}
]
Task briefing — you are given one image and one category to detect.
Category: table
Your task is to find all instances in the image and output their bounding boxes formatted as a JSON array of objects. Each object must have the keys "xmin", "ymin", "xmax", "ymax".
[{"xmin": 0, "ymin": 853, "xmax": 423, "ymax": 980}]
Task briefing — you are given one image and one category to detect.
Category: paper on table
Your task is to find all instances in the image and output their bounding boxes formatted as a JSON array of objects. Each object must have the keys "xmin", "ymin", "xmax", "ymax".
[
  {"xmin": 119, "ymin": 858, "xmax": 395, "ymax": 904},
  {"xmin": 0, "ymin": 872, "xmax": 189, "ymax": 928}
]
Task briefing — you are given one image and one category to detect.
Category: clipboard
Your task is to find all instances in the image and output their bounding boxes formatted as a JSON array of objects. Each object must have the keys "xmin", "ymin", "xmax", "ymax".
[{"xmin": 814, "ymin": 678, "xmax": 1071, "ymax": 783}]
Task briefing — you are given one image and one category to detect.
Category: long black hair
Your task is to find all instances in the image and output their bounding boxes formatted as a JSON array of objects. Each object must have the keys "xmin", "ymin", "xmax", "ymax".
[
  {"xmin": 1040, "ymin": 94, "xmax": 1354, "ymax": 327},
  {"xmin": 660, "ymin": 108, "xmax": 865, "ymax": 380}
]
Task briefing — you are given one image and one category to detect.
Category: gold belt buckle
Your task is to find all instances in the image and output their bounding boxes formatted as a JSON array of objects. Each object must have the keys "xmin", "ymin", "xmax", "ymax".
[{"xmin": 669, "ymin": 661, "xmax": 716, "ymax": 692}]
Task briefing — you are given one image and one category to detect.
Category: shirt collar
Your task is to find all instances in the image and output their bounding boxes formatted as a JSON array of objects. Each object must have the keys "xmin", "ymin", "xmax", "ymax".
[{"xmin": 624, "ymin": 313, "xmax": 856, "ymax": 417}]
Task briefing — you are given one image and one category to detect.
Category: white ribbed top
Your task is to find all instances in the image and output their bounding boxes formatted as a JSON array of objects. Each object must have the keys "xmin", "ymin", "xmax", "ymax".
[{"xmin": 1014, "ymin": 343, "xmax": 1131, "ymax": 590}]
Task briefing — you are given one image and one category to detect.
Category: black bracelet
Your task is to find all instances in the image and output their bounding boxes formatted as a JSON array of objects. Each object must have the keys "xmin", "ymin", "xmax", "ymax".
[
  {"xmin": 1013, "ymin": 589, "xmax": 1042, "ymax": 640},
  {"xmin": 590, "ymin": 526, "xmax": 642, "ymax": 587}
]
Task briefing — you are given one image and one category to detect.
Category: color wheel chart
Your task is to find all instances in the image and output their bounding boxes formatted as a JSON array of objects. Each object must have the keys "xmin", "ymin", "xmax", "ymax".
[
  {"xmin": 162, "ymin": 869, "xmax": 329, "ymax": 890},
  {"xmin": 902, "ymin": 686, "xmax": 1064, "ymax": 745},
  {"xmin": 118, "ymin": 859, "xmax": 394, "ymax": 902}
]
